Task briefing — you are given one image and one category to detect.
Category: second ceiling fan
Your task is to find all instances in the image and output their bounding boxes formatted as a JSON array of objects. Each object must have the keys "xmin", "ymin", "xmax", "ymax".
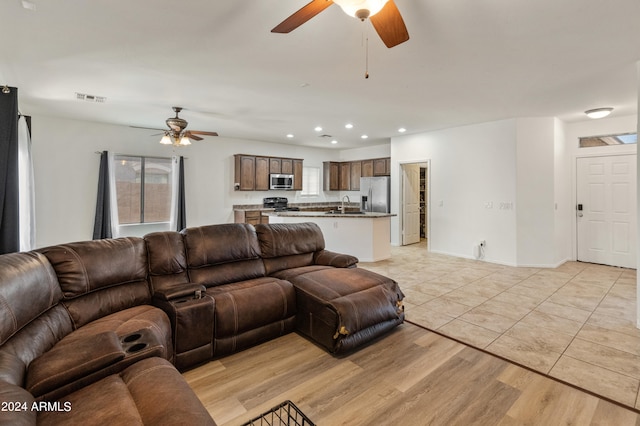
[{"xmin": 272, "ymin": 0, "xmax": 409, "ymax": 48}]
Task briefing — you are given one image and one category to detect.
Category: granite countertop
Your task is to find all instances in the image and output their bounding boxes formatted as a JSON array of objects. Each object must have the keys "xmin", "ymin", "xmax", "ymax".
[
  {"xmin": 233, "ymin": 202, "xmax": 360, "ymax": 211},
  {"xmin": 263, "ymin": 211, "xmax": 396, "ymax": 218}
]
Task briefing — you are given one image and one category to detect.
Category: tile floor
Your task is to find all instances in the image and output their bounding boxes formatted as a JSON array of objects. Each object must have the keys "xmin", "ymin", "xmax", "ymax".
[{"xmin": 359, "ymin": 241, "xmax": 640, "ymax": 409}]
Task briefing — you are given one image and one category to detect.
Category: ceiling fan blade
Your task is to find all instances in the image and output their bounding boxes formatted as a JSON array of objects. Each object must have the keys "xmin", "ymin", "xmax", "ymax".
[
  {"xmin": 184, "ymin": 132, "xmax": 203, "ymax": 141},
  {"xmin": 369, "ymin": 0, "xmax": 409, "ymax": 48},
  {"xmin": 271, "ymin": 0, "xmax": 334, "ymax": 33},
  {"xmin": 188, "ymin": 130, "xmax": 219, "ymax": 137}
]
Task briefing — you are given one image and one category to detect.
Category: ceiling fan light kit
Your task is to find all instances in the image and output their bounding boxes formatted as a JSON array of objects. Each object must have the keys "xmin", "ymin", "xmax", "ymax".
[
  {"xmin": 158, "ymin": 106, "xmax": 218, "ymax": 147},
  {"xmin": 271, "ymin": 0, "xmax": 409, "ymax": 48},
  {"xmin": 333, "ymin": 0, "xmax": 388, "ymax": 20}
]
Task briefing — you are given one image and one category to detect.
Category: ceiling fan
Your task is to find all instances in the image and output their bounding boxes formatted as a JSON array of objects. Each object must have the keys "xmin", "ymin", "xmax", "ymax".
[
  {"xmin": 271, "ymin": 0, "xmax": 409, "ymax": 48},
  {"xmin": 159, "ymin": 107, "xmax": 219, "ymax": 146}
]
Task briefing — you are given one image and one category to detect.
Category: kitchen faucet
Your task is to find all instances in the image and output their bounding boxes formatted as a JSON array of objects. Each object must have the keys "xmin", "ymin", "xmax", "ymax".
[{"xmin": 341, "ymin": 195, "xmax": 350, "ymax": 213}]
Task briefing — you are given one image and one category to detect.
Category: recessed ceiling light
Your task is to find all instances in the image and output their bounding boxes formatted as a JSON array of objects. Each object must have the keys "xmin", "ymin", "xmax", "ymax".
[
  {"xmin": 314, "ymin": 126, "xmax": 323, "ymax": 132},
  {"xmin": 585, "ymin": 107, "xmax": 613, "ymax": 119},
  {"xmin": 361, "ymin": 135, "xmax": 368, "ymax": 139},
  {"xmin": 398, "ymin": 127, "xmax": 407, "ymax": 133},
  {"xmin": 286, "ymin": 134, "xmax": 294, "ymax": 138},
  {"xmin": 331, "ymin": 140, "xmax": 338, "ymax": 144},
  {"xmin": 345, "ymin": 123, "xmax": 354, "ymax": 129}
]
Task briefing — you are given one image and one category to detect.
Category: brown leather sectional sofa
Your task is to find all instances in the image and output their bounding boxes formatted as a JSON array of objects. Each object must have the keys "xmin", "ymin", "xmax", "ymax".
[{"xmin": 0, "ymin": 222, "xmax": 404, "ymax": 425}]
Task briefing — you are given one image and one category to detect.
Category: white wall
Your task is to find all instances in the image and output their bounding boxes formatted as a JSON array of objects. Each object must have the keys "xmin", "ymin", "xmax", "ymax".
[
  {"xmin": 31, "ymin": 115, "xmax": 388, "ymax": 248},
  {"xmin": 392, "ymin": 119, "xmax": 519, "ymax": 265},
  {"xmin": 515, "ymin": 117, "xmax": 559, "ymax": 267}
]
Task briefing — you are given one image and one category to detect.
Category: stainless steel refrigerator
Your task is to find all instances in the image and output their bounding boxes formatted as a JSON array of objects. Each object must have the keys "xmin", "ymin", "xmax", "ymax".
[{"xmin": 360, "ymin": 176, "xmax": 391, "ymax": 213}]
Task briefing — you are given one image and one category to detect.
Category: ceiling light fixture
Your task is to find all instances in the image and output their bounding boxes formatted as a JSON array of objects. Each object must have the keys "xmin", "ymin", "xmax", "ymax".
[
  {"xmin": 345, "ymin": 123, "xmax": 354, "ymax": 129},
  {"xmin": 333, "ymin": 0, "xmax": 389, "ymax": 20},
  {"xmin": 314, "ymin": 126, "xmax": 323, "ymax": 132},
  {"xmin": 398, "ymin": 127, "xmax": 406, "ymax": 133},
  {"xmin": 286, "ymin": 134, "xmax": 294, "ymax": 138},
  {"xmin": 585, "ymin": 107, "xmax": 613, "ymax": 119},
  {"xmin": 361, "ymin": 134, "xmax": 369, "ymax": 139},
  {"xmin": 331, "ymin": 140, "xmax": 338, "ymax": 144}
]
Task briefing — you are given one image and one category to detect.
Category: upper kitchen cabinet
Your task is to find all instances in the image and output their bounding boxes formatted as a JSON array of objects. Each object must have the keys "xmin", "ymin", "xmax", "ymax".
[
  {"xmin": 234, "ymin": 155, "xmax": 255, "ymax": 190},
  {"xmin": 373, "ymin": 158, "xmax": 391, "ymax": 176},
  {"xmin": 234, "ymin": 154, "xmax": 303, "ymax": 191},
  {"xmin": 323, "ymin": 157, "xmax": 390, "ymax": 191},
  {"xmin": 361, "ymin": 159, "xmax": 374, "ymax": 177},
  {"xmin": 323, "ymin": 161, "xmax": 340, "ymax": 191}
]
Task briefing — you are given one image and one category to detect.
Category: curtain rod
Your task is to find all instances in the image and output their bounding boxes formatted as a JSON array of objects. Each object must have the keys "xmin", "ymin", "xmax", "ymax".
[{"xmin": 94, "ymin": 151, "xmax": 188, "ymax": 159}]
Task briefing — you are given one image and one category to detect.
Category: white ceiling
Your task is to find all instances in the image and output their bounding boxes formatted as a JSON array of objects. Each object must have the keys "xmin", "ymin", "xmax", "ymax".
[{"xmin": 1, "ymin": 0, "xmax": 639, "ymax": 149}]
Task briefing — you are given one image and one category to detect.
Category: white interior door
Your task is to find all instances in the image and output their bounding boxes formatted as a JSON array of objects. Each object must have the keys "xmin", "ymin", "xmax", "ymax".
[
  {"xmin": 402, "ymin": 164, "xmax": 421, "ymax": 245},
  {"xmin": 577, "ymin": 155, "xmax": 636, "ymax": 268}
]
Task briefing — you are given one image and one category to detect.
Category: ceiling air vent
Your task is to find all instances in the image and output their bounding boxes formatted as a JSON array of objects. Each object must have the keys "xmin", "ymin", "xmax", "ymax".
[{"xmin": 75, "ymin": 92, "xmax": 106, "ymax": 103}]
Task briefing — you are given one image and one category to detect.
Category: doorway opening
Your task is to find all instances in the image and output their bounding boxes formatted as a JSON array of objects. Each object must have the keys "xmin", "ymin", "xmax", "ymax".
[{"xmin": 400, "ymin": 161, "xmax": 430, "ymax": 247}]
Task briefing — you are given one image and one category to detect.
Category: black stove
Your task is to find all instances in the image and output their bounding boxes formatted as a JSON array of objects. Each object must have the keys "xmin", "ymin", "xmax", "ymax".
[{"xmin": 263, "ymin": 197, "xmax": 300, "ymax": 212}]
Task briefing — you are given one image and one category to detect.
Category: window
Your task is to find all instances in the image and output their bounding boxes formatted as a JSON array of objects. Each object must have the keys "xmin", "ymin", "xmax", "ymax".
[
  {"xmin": 579, "ymin": 132, "xmax": 637, "ymax": 148},
  {"xmin": 301, "ymin": 166, "xmax": 320, "ymax": 196},
  {"xmin": 114, "ymin": 155, "xmax": 173, "ymax": 224}
]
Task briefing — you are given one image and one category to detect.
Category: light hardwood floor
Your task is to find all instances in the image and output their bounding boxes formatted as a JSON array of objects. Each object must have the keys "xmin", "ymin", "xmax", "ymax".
[{"xmin": 185, "ymin": 324, "xmax": 640, "ymax": 425}]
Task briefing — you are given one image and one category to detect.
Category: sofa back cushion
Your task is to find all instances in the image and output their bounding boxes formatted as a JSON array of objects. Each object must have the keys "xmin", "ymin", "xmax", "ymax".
[
  {"xmin": 39, "ymin": 238, "xmax": 150, "ymax": 328},
  {"xmin": 144, "ymin": 231, "xmax": 189, "ymax": 293},
  {"xmin": 255, "ymin": 222, "xmax": 325, "ymax": 275},
  {"xmin": 182, "ymin": 224, "xmax": 265, "ymax": 286},
  {"xmin": 0, "ymin": 252, "xmax": 73, "ymax": 386},
  {"xmin": 0, "ymin": 252, "xmax": 62, "ymax": 346}
]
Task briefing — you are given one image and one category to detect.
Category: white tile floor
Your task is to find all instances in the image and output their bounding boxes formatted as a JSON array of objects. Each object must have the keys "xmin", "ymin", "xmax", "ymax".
[{"xmin": 359, "ymin": 241, "xmax": 640, "ymax": 409}]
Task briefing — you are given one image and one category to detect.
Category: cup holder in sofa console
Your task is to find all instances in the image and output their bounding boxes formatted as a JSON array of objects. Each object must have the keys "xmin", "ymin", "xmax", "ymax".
[
  {"xmin": 122, "ymin": 333, "xmax": 142, "ymax": 343},
  {"xmin": 126, "ymin": 343, "xmax": 148, "ymax": 353}
]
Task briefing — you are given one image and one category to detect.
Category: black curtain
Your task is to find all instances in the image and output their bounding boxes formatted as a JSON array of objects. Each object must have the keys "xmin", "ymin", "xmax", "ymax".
[
  {"xmin": 0, "ymin": 86, "xmax": 19, "ymax": 254},
  {"xmin": 176, "ymin": 156, "xmax": 186, "ymax": 232},
  {"xmin": 92, "ymin": 151, "xmax": 112, "ymax": 239}
]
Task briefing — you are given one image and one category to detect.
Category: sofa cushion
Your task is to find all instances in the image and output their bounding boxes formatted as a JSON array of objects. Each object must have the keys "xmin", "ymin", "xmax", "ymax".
[
  {"xmin": 144, "ymin": 231, "xmax": 190, "ymax": 292},
  {"xmin": 182, "ymin": 224, "xmax": 266, "ymax": 286},
  {"xmin": 255, "ymin": 222, "xmax": 325, "ymax": 258},
  {"xmin": 206, "ymin": 277, "xmax": 296, "ymax": 356},
  {"xmin": 0, "ymin": 252, "xmax": 61, "ymax": 345},
  {"xmin": 36, "ymin": 357, "xmax": 216, "ymax": 426},
  {"xmin": 39, "ymin": 238, "xmax": 151, "ymax": 328}
]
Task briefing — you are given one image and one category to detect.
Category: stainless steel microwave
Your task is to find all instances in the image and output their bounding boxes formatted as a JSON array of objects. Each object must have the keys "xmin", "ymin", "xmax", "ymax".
[{"xmin": 270, "ymin": 174, "xmax": 294, "ymax": 190}]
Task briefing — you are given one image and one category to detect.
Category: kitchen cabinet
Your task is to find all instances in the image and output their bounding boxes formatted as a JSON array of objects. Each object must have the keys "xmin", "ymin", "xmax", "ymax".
[
  {"xmin": 293, "ymin": 159, "xmax": 303, "ymax": 190},
  {"xmin": 373, "ymin": 158, "xmax": 388, "ymax": 176},
  {"xmin": 269, "ymin": 158, "xmax": 281, "ymax": 174},
  {"xmin": 234, "ymin": 210, "xmax": 269, "ymax": 225},
  {"xmin": 323, "ymin": 162, "xmax": 340, "ymax": 191},
  {"xmin": 234, "ymin": 155, "xmax": 255, "ymax": 191},
  {"xmin": 339, "ymin": 162, "xmax": 351, "ymax": 190},
  {"xmin": 234, "ymin": 154, "xmax": 303, "ymax": 191},
  {"xmin": 350, "ymin": 161, "xmax": 362, "ymax": 191},
  {"xmin": 255, "ymin": 156, "xmax": 270, "ymax": 191},
  {"xmin": 281, "ymin": 159, "xmax": 293, "ymax": 174},
  {"xmin": 361, "ymin": 160, "xmax": 374, "ymax": 177}
]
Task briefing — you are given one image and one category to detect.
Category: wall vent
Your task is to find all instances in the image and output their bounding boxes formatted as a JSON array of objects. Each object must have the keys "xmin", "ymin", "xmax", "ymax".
[{"xmin": 75, "ymin": 92, "xmax": 106, "ymax": 103}]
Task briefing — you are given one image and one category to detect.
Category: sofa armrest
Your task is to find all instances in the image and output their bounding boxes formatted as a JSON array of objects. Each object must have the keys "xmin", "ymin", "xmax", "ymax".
[
  {"xmin": 26, "ymin": 331, "xmax": 125, "ymax": 397},
  {"xmin": 313, "ymin": 250, "xmax": 358, "ymax": 268},
  {"xmin": 0, "ymin": 350, "xmax": 26, "ymax": 387},
  {"xmin": 0, "ymin": 383, "xmax": 36, "ymax": 426},
  {"xmin": 153, "ymin": 283, "xmax": 207, "ymax": 301}
]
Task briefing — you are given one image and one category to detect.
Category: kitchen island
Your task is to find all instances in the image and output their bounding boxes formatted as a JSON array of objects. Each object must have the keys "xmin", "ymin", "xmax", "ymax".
[{"xmin": 264, "ymin": 211, "xmax": 395, "ymax": 262}]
